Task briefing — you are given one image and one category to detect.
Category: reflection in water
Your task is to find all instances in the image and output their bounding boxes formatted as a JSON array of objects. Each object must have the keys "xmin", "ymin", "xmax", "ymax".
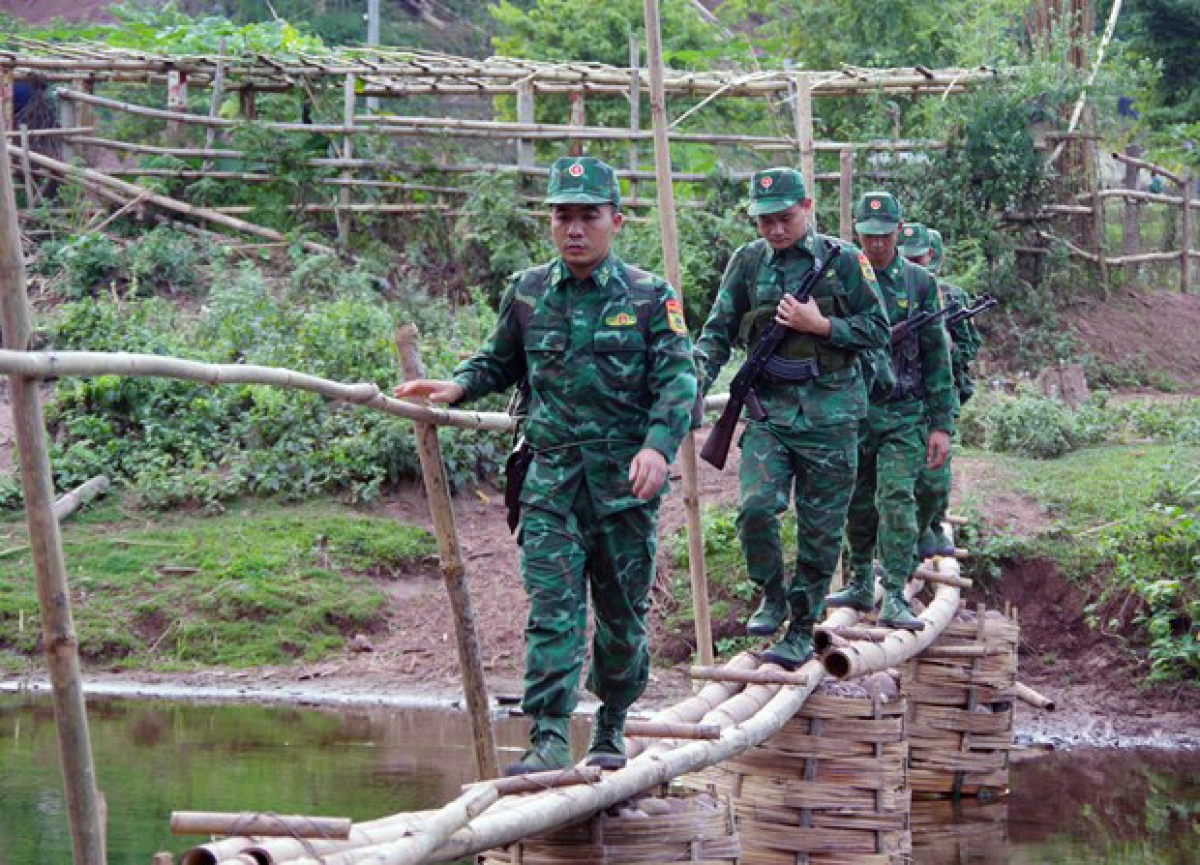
[{"xmin": 1, "ymin": 694, "xmax": 1197, "ymax": 865}]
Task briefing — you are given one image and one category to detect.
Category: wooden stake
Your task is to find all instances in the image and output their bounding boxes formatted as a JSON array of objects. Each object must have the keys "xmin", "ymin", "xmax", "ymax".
[
  {"xmin": 1182, "ymin": 172, "xmax": 1194, "ymax": 294},
  {"xmin": 643, "ymin": 0, "xmax": 712, "ymax": 668},
  {"xmin": 0, "ymin": 109, "xmax": 106, "ymax": 865},
  {"xmin": 395, "ymin": 325, "xmax": 499, "ymax": 781}
]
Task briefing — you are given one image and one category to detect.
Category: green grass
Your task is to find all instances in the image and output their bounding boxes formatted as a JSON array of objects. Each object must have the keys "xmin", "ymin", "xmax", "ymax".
[{"xmin": 0, "ymin": 499, "xmax": 435, "ymax": 670}]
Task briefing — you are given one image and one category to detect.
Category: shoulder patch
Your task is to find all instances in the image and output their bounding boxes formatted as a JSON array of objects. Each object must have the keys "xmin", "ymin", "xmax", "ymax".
[
  {"xmin": 665, "ymin": 298, "xmax": 688, "ymax": 335},
  {"xmin": 857, "ymin": 252, "xmax": 876, "ymax": 284}
]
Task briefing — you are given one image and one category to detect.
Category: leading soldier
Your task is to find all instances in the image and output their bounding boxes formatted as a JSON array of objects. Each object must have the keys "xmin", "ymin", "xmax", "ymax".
[
  {"xmin": 695, "ymin": 167, "xmax": 889, "ymax": 670},
  {"xmin": 394, "ymin": 156, "xmax": 697, "ymax": 774},
  {"xmin": 829, "ymin": 194, "xmax": 957, "ymax": 629}
]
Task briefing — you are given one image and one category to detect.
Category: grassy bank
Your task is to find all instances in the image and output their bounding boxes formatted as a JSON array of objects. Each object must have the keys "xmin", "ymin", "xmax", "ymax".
[{"xmin": 0, "ymin": 500, "xmax": 434, "ymax": 671}]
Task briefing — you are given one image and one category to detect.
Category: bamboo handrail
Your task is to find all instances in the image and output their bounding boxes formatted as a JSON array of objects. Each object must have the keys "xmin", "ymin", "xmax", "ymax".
[{"xmin": 1110, "ymin": 150, "xmax": 1183, "ymax": 185}]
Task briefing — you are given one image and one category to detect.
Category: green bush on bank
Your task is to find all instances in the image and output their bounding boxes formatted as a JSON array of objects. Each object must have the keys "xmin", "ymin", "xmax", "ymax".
[{"xmin": 8, "ymin": 232, "xmax": 511, "ymax": 512}]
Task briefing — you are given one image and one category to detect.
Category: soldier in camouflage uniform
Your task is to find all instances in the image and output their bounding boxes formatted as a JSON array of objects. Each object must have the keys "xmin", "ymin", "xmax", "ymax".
[
  {"xmin": 828, "ymin": 194, "xmax": 957, "ymax": 630},
  {"xmin": 695, "ymin": 168, "xmax": 889, "ymax": 670},
  {"xmin": 909, "ymin": 226, "xmax": 982, "ymax": 558},
  {"xmin": 393, "ymin": 157, "xmax": 697, "ymax": 774}
]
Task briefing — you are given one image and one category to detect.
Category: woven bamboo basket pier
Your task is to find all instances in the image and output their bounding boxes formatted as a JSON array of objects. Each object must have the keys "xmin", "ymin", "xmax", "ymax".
[
  {"xmin": 682, "ymin": 682, "xmax": 910, "ymax": 865},
  {"xmin": 481, "ymin": 789, "xmax": 740, "ymax": 865},
  {"xmin": 900, "ymin": 605, "xmax": 1019, "ymax": 798},
  {"xmin": 911, "ymin": 796, "xmax": 1009, "ymax": 863}
]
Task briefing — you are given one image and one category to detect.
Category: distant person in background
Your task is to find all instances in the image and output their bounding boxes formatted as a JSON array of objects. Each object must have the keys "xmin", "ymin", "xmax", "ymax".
[
  {"xmin": 393, "ymin": 156, "xmax": 696, "ymax": 775},
  {"xmin": 910, "ymin": 227, "xmax": 981, "ymax": 559}
]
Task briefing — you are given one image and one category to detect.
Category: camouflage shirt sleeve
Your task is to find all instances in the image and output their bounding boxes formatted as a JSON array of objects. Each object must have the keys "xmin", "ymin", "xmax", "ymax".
[
  {"xmin": 826, "ymin": 244, "xmax": 890, "ymax": 352},
  {"xmin": 693, "ymin": 242, "xmax": 756, "ymax": 394},
  {"xmin": 450, "ymin": 275, "xmax": 527, "ymax": 403},
  {"xmin": 917, "ymin": 271, "xmax": 959, "ymax": 435},
  {"xmin": 642, "ymin": 280, "xmax": 699, "ymax": 462}
]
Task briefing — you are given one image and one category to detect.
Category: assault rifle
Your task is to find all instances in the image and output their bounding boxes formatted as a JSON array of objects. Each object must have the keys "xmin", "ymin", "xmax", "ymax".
[
  {"xmin": 700, "ymin": 238, "xmax": 841, "ymax": 470},
  {"xmin": 890, "ymin": 292, "xmax": 998, "ymax": 348},
  {"xmin": 946, "ymin": 293, "xmax": 997, "ymax": 327}
]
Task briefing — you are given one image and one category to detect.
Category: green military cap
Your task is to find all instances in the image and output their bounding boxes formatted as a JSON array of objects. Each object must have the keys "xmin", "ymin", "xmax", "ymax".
[
  {"xmin": 928, "ymin": 228, "xmax": 945, "ymax": 272},
  {"xmin": 898, "ymin": 222, "xmax": 932, "ymax": 258},
  {"xmin": 854, "ymin": 191, "xmax": 903, "ymax": 235},
  {"xmin": 545, "ymin": 156, "xmax": 621, "ymax": 206},
  {"xmin": 747, "ymin": 167, "xmax": 808, "ymax": 216}
]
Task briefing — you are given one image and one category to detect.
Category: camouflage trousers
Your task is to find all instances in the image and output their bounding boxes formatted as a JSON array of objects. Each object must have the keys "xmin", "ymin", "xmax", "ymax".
[
  {"xmin": 518, "ymin": 481, "xmax": 659, "ymax": 720},
  {"xmin": 737, "ymin": 421, "xmax": 859, "ymax": 627},
  {"xmin": 914, "ymin": 446, "xmax": 953, "ymax": 539},
  {"xmin": 845, "ymin": 400, "xmax": 927, "ymax": 592}
]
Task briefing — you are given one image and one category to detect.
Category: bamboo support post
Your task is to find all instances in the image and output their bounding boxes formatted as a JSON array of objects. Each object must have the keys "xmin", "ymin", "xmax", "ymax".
[
  {"xmin": 567, "ymin": 90, "xmax": 585, "ymax": 157},
  {"xmin": 643, "ymin": 0, "xmax": 712, "ymax": 668},
  {"xmin": 627, "ymin": 32, "xmax": 640, "ymax": 206},
  {"xmin": 170, "ymin": 812, "xmax": 352, "ymax": 839},
  {"xmin": 462, "ymin": 767, "xmax": 602, "ymax": 796},
  {"xmin": 1121, "ymin": 145, "xmax": 1141, "ymax": 284},
  {"xmin": 515, "ymin": 81, "xmax": 534, "ymax": 170},
  {"xmin": 238, "ymin": 87, "xmax": 256, "ymax": 120},
  {"xmin": 52, "ymin": 475, "xmax": 110, "ymax": 522},
  {"xmin": 0, "ymin": 112, "xmax": 106, "ymax": 865},
  {"xmin": 1182, "ymin": 172, "xmax": 1194, "ymax": 294},
  {"xmin": 167, "ymin": 69, "xmax": 188, "ymax": 143},
  {"xmin": 395, "ymin": 326, "xmax": 498, "ymax": 782},
  {"xmin": 1012, "ymin": 681, "xmax": 1055, "ymax": 711},
  {"xmin": 0, "ymin": 69, "xmax": 11, "ymax": 132},
  {"xmin": 838, "ymin": 147, "xmax": 853, "ymax": 241},
  {"xmin": 1093, "ymin": 185, "xmax": 1109, "ymax": 295},
  {"xmin": 338, "ymin": 74, "xmax": 355, "ymax": 247},
  {"xmin": 201, "ymin": 46, "xmax": 225, "ymax": 174},
  {"xmin": 792, "ymin": 71, "xmax": 815, "ymax": 204},
  {"xmin": 688, "ymin": 665, "xmax": 810, "ymax": 686},
  {"xmin": 623, "ymin": 719, "xmax": 720, "ymax": 740},
  {"xmin": 18, "ymin": 125, "xmax": 37, "ymax": 208}
]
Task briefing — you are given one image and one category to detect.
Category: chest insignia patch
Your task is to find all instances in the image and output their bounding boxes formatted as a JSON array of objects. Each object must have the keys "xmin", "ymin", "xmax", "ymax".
[
  {"xmin": 857, "ymin": 252, "xmax": 876, "ymax": 283},
  {"xmin": 605, "ymin": 312, "xmax": 637, "ymax": 327},
  {"xmin": 665, "ymin": 298, "xmax": 688, "ymax": 335}
]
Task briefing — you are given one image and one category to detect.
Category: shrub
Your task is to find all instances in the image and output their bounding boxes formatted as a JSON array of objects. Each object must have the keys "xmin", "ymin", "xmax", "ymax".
[{"xmin": 979, "ymin": 387, "xmax": 1078, "ymax": 458}]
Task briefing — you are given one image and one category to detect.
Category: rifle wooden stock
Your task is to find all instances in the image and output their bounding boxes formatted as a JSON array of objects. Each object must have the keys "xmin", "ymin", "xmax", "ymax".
[{"xmin": 699, "ymin": 395, "xmax": 743, "ymax": 469}]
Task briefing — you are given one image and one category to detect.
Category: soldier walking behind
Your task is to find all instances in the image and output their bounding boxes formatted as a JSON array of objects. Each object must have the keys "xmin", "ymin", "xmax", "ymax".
[
  {"xmin": 695, "ymin": 167, "xmax": 889, "ymax": 670},
  {"xmin": 829, "ymin": 194, "xmax": 958, "ymax": 630},
  {"xmin": 394, "ymin": 156, "xmax": 697, "ymax": 774}
]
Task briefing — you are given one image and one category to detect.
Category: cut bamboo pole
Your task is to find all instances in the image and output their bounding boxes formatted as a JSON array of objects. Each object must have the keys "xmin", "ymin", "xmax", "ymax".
[
  {"xmin": 1182, "ymin": 172, "xmax": 1193, "ymax": 294},
  {"xmin": 51, "ymin": 475, "xmax": 110, "ymax": 522},
  {"xmin": 838, "ymin": 147, "xmax": 852, "ymax": 241},
  {"xmin": 201, "ymin": 43, "xmax": 225, "ymax": 173},
  {"xmin": 792, "ymin": 70, "xmax": 815, "ymax": 202},
  {"xmin": 395, "ymin": 325, "xmax": 499, "ymax": 782},
  {"xmin": 914, "ymin": 567, "xmax": 972, "ymax": 589},
  {"xmin": 338, "ymin": 74, "xmax": 356, "ymax": 247},
  {"xmin": 643, "ymin": 0, "xmax": 712, "ymax": 668},
  {"xmin": 0, "ymin": 112, "xmax": 106, "ymax": 865},
  {"xmin": 1110, "ymin": 150, "xmax": 1182, "ymax": 185},
  {"xmin": 18, "ymin": 125, "xmax": 37, "ymax": 208},
  {"xmin": 688, "ymin": 665, "xmax": 811, "ymax": 686},
  {"xmin": 1012, "ymin": 681, "xmax": 1055, "ymax": 711},
  {"xmin": 623, "ymin": 719, "xmax": 720, "ymax": 740},
  {"xmin": 170, "ymin": 812, "xmax": 352, "ymax": 839},
  {"xmin": 462, "ymin": 767, "xmax": 602, "ymax": 796}
]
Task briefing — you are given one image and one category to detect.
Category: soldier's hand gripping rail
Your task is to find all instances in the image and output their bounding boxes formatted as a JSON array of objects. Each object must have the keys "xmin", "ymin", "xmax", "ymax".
[{"xmin": 700, "ymin": 238, "xmax": 841, "ymax": 470}]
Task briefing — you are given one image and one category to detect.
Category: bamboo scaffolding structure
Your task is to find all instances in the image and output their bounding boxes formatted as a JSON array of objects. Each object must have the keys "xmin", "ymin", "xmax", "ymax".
[
  {"xmin": 0, "ymin": 114, "xmax": 106, "ymax": 865},
  {"xmin": 395, "ymin": 325, "xmax": 498, "ymax": 782},
  {"xmin": 8, "ymin": 145, "xmax": 336, "ymax": 255},
  {"xmin": 644, "ymin": 0, "xmax": 712, "ymax": 668},
  {"xmin": 170, "ymin": 813, "xmax": 352, "ymax": 839}
]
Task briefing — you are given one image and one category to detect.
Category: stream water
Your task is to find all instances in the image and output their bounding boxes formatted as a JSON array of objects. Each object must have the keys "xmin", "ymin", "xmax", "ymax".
[{"xmin": 1, "ymin": 693, "xmax": 1197, "ymax": 865}]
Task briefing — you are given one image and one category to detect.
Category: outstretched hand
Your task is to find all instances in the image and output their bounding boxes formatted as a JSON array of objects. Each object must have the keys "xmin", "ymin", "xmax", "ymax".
[
  {"xmin": 392, "ymin": 379, "xmax": 466, "ymax": 404},
  {"xmin": 629, "ymin": 448, "xmax": 668, "ymax": 501}
]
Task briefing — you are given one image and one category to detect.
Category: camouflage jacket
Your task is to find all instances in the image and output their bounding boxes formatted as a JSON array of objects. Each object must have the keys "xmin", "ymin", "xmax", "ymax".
[
  {"xmin": 694, "ymin": 232, "xmax": 889, "ymax": 432},
  {"xmin": 874, "ymin": 255, "xmax": 958, "ymax": 434},
  {"xmin": 452, "ymin": 253, "xmax": 697, "ymax": 517}
]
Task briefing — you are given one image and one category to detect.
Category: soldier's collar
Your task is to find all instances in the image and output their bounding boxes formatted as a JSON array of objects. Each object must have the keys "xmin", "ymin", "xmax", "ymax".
[
  {"xmin": 549, "ymin": 252, "xmax": 621, "ymax": 289},
  {"xmin": 882, "ymin": 253, "xmax": 904, "ymax": 279},
  {"xmin": 767, "ymin": 230, "xmax": 820, "ymax": 264}
]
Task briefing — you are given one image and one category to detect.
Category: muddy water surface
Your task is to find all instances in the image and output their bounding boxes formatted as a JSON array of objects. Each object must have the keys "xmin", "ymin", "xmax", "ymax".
[{"xmin": 1, "ymin": 694, "xmax": 1197, "ymax": 864}]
